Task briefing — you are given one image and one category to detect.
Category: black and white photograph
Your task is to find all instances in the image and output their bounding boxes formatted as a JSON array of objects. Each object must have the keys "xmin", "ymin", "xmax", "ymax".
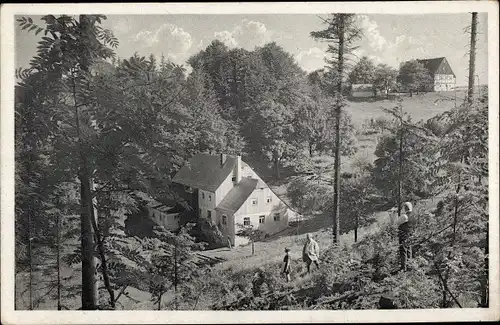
[{"xmin": 1, "ymin": 2, "xmax": 499, "ymax": 324}]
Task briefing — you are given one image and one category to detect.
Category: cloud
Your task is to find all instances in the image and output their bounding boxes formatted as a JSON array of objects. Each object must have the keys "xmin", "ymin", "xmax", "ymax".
[
  {"xmin": 213, "ymin": 19, "xmax": 273, "ymax": 50},
  {"xmin": 294, "ymin": 47, "xmax": 326, "ymax": 72},
  {"xmin": 131, "ymin": 23, "xmax": 193, "ymax": 63},
  {"xmin": 355, "ymin": 15, "xmax": 433, "ymax": 68},
  {"xmin": 214, "ymin": 30, "xmax": 238, "ymax": 48},
  {"xmin": 356, "ymin": 15, "xmax": 387, "ymax": 52}
]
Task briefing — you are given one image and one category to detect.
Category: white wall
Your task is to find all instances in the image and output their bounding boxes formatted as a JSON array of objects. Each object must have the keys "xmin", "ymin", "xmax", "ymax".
[
  {"xmin": 434, "ymin": 74, "xmax": 455, "ymax": 91},
  {"xmin": 234, "ymin": 188, "xmax": 289, "ymax": 236},
  {"xmin": 198, "ymin": 189, "xmax": 216, "ymax": 222},
  {"xmin": 146, "ymin": 207, "xmax": 180, "ymax": 231}
]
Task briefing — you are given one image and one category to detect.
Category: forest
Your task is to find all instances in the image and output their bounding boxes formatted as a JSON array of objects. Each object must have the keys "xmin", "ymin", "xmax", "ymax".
[{"xmin": 14, "ymin": 13, "xmax": 489, "ymax": 311}]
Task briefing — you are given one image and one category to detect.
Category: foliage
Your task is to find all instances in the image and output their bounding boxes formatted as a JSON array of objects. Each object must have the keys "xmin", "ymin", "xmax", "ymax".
[
  {"xmin": 373, "ymin": 64, "xmax": 398, "ymax": 95},
  {"xmin": 348, "ymin": 56, "xmax": 376, "ymax": 85},
  {"xmin": 397, "ymin": 60, "xmax": 433, "ymax": 95}
]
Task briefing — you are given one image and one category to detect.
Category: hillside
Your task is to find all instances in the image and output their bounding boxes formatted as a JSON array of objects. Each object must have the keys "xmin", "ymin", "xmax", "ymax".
[{"xmin": 15, "ymin": 91, "xmax": 471, "ymax": 310}]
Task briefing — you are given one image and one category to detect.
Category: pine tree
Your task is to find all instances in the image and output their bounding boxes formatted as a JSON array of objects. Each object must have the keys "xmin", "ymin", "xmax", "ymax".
[
  {"xmin": 467, "ymin": 12, "xmax": 478, "ymax": 104},
  {"xmin": 311, "ymin": 14, "xmax": 363, "ymax": 244}
]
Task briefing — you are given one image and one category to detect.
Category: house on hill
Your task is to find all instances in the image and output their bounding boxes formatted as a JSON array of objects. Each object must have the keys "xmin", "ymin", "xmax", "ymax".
[
  {"xmin": 417, "ymin": 57, "xmax": 456, "ymax": 92},
  {"xmin": 172, "ymin": 153, "xmax": 296, "ymax": 246}
]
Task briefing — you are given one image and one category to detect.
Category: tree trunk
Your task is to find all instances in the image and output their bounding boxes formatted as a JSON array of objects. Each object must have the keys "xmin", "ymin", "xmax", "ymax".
[
  {"xmin": 332, "ymin": 15, "xmax": 345, "ymax": 245},
  {"xmin": 467, "ymin": 12, "xmax": 477, "ymax": 104},
  {"xmin": 92, "ymin": 191, "xmax": 115, "ymax": 309},
  {"xmin": 74, "ymin": 72, "xmax": 99, "ymax": 310},
  {"xmin": 80, "ymin": 170, "xmax": 99, "ymax": 310},
  {"xmin": 480, "ymin": 224, "xmax": 489, "ymax": 307},
  {"xmin": 56, "ymin": 212, "xmax": 61, "ymax": 311},
  {"xmin": 28, "ymin": 210, "xmax": 33, "ymax": 310},
  {"xmin": 309, "ymin": 142, "xmax": 314, "ymax": 157},
  {"xmin": 274, "ymin": 157, "xmax": 280, "ymax": 180},
  {"xmin": 397, "ymin": 106, "xmax": 404, "ymax": 217},
  {"xmin": 174, "ymin": 238, "xmax": 178, "ymax": 310},
  {"xmin": 251, "ymin": 240, "xmax": 255, "ymax": 255},
  {"xmin": 354, "ymin": 215, "xmax": 359, "ymax": 243},
  {"xmin": 158, "ymin": 293, "xmax": 162, "ymax": 310}
]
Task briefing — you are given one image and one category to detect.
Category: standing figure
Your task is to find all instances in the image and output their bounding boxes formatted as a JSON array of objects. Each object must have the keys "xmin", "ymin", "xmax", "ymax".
[
  {"xmin": 302, "ymin": 233, "xmax": 320, "ymax": 273},
  {"xmin": 227, "ymin": 235, "xmax": 232, "ymax": 250},
  {"xmin": 282, "ymin": 248, "xmax": 292, "ymax": 282},
  {"xmin": 397, "ymin": 201, "xmax": 413, "ymax": 271},
  {"xmin": 252, "ymin": 267, "xmax": 266, "ymax": 297}
]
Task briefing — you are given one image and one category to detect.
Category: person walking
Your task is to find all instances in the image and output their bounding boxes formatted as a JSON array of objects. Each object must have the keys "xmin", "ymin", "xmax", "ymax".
[
  {"xmin": 282, "ymin": 248, "xmax": 292, "ymax": 282},
  {"xmin": 302, "ymin": 233, "xmax": 320, "ymax": 273}
]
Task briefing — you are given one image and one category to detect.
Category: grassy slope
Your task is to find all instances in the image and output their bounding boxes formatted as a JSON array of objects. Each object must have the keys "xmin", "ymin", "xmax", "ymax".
[{"xmin": 15, "ymin": 91, "xmax": 461, "ymax": 310}]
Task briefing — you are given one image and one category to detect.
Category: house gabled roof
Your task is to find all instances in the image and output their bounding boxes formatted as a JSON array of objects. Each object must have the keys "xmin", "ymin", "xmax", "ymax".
[
  {"xmin": 215, "ymin": 178, "xmax": 258, "ymax": 214},
  {"xmin": 172, "ymin": 153, "xmax": 237, "ymax": 192},
  {"xmin": 417, "ymin": 57, "xmax": 456, "ymax": 77}
]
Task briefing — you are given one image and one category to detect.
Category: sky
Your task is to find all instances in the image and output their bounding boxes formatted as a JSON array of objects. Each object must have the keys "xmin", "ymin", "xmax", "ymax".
[{"xmin": 15, "ymin": 13, "xmax": 489, "ymax": 87}]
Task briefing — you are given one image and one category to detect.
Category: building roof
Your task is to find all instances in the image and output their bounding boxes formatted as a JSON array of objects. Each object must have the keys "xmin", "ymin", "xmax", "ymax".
[
  {"xmin": 172, "ymin": 153, "xmax": 237, "ymax": 192},
  {"xmin": 417, "ymin": 57, "xmax": 455, "ymax": 77},
  {"xmin": 216, "ymin": 178, "xmax": 258, "ymax": 214}
]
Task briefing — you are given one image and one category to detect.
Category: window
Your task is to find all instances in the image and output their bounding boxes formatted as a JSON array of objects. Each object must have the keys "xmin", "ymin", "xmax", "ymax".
[
  {"xmin": 222, "ymin": 215, "xmax": 227, "ymax": 225},
  {"xmin": 259, "ymin": 215, "xmax": 265, "ymax": 224},
  {"xmin": 209, "ymin": 194, "xmax": 212, "ymax": 202},
  {"xmin": 207, "ymin": 210, "xmax": 212, "ymax": 220},
  {"xmin": 273, "ymin": 213, "xmax": 280, "ymax": 222},
  {"xmin": 266, "ymin": 197, "xmax": 272, "ymax": 204},
  {"xmin": 202, "ymin": 192, "xmax": 205, "ymax": 200},
  {"xmin": 199, "ymin": 208, "xmax": 202, "ymax": 217},
  {"xmin": 251, "ymin": 198, "xmax": 258, "ymax": 206},
  {"xmin": 243, "ymin": 217, "xmax": 250, "ymax": 226},
  {"xmin": 247, "ymin": 175, "xmax": 253, "ymax": 179}
]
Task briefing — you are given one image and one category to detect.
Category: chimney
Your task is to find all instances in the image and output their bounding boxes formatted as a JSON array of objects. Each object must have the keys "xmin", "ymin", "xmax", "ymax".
[
  {"xmin": 220, "ymin": 153, "xmax": 227, "ymax": 166},
  {"xmin": 235, "ymin": 155, "xmax": 242, "ymax": 183}
]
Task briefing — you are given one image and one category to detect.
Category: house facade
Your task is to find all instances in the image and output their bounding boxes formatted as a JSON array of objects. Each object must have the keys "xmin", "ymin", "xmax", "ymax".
[
  {"xmin": 417, "ymin": 57, "xmax": 456, "ymax": 92},
  {"xmin": 173, "ymin": 153, "xmax": 295, "ymax": 246}
]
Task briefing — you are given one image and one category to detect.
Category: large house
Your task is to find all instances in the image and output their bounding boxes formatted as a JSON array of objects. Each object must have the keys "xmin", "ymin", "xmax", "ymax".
[
  {"xmin": 417, "ymin": 57, "xmax": 456, "ymax": 92},
  {"xmin": 172, "ymin": 153, "xmax": 296, "ymax": 246}
]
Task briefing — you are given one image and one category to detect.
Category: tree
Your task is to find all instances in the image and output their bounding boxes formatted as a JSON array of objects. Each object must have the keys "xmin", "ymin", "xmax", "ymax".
[
  {"xmin": 251, "ymin": 98, "xmax": 296, "ymax": 179},
  {"xmin": 17, "ymin": 14, "xmax": 119, "ymax": 310},
  {"xmin": 236, "ymin": 224, "xmax": 264, "ymax": 256},
  {"xmin": 397, "ymin": 60, "xmax": 433, "ymax": 96},
  {"xmin": 339, "ymin": 175, "xmax": 376, "ymax": 242},
  {"xmin": 373, "ymin": 100, "xmax": 443, "ymax": 207},
  {"xmin": 373, "ymin": 64, "xmax": 398, "ymax": 98},
  {"xmin": 180, "ymin": 68, "xmax": 244, "ymax": 157},
  {"xmin": 467, "ymin": 12, "xmax": 478, "ymax": 104},
  {"xmin": 311, "ymin": 14, "xmax": 363, "ymax": 244},
  {"xmin": 143, "ymin": 225, "xmax": 206, "ymax": 310},
  {"xmin": 348, "ymin": 56, "xmax": 376, "ymax": 85}
]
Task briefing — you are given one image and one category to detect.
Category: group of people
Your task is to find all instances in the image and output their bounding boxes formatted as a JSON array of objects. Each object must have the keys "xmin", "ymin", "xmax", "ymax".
[
  {"xmin": 252, "ymin": 233, "xmax": 320, "ymax": 296},
  {"xmin": 281, "ymin": 233, "xmax": 321, "ymax": 282},
  {"xmin": 252, "ymin": 201, "xmax": 416, "ymax": 296}
]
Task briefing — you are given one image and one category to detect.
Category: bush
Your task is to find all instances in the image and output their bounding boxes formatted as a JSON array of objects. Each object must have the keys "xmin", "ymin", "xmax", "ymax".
[{"xmin": 189, "ymin": 219, "xmax": 225, "ymax": 250}]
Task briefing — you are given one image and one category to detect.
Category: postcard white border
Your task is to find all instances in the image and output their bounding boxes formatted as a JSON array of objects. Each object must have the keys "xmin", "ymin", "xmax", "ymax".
[{"xmin": 1, "ymin": 1, "xmax": 499, "ymax": 324}]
